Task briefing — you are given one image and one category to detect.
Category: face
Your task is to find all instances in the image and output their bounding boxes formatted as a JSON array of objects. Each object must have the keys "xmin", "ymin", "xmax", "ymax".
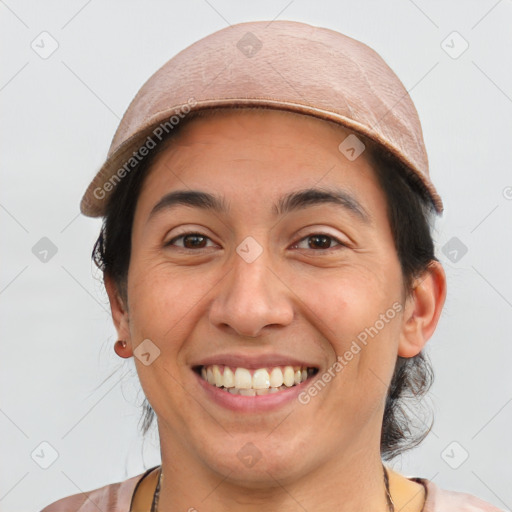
[{"xmin": 113, "ymin": 109, "xmax": 418, "ymax": 485}]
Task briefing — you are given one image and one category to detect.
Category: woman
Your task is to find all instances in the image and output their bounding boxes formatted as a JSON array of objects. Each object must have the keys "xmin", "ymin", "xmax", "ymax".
[{"xmin": 40, "ymin": 20, "xmax": 502, "ymax": 512}]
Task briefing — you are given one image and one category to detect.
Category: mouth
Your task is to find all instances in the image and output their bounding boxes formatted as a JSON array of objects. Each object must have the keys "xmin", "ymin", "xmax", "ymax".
[{"xmin": 194, "ymin": 364, "xmax": 319, "ymax": 396}]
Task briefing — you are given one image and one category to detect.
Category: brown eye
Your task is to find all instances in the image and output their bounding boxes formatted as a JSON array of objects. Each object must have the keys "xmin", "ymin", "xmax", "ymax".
[
  {"xmin": 166, "ymin": 233, "xmax": 213, "ymax": 249},
  {"xmin": 307, "ymin": 234, "xmax": 333, "ymax": 249},
  {"xmin": 293, "ymin": 233, "xmax": 345, "ymax": 251}
]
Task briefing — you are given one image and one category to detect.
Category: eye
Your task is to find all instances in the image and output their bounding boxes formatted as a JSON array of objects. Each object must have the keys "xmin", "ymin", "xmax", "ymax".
[
  {"xmin": 292, "ymin": 233, "xmax": 346, "ymax": 251},
  {"xmin": 165, "ymin": 232, "xmax": 216, "ymax": 250},
  {"xmin": 164, "ymin": 231, "xmax": 347, "ymax": 252}
]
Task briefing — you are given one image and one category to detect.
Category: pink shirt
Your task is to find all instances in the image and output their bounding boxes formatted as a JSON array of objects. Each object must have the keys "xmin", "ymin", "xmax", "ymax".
[{"xmin": 39, "ymin": 466, "xmax": 504, "ymax": 512}]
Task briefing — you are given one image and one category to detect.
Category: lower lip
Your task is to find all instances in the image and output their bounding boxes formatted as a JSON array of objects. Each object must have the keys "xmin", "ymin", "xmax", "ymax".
[{"xmin": 194, "ymin": 370, "xmax": 313, "ymax": 412}]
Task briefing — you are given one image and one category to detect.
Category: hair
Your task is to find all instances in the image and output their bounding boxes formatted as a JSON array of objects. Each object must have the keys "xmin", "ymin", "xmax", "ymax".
[{"xmin": 92, "ymin": 107, "xmax": 438, "ymax": 460}]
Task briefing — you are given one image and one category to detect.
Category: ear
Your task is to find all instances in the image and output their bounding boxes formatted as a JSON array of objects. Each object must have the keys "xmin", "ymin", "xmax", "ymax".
[
  {"xmin": 104, "ymin": 274, "xmax": 132, "ymax": 352},
  {"xmin": 398, "ymin": 261, "xmax": 447, "ymax": 358}
]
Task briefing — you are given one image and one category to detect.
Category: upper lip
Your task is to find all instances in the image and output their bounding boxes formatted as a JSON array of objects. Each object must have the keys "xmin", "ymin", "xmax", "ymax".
[{"xmin": 191, "ymin": 353, "xmax": 320, "ymax": 370}]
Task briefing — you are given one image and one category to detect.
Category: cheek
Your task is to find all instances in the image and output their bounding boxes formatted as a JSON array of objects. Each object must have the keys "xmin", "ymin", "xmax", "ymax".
[
  {"xmin": 299, "ymin": 263, "xmax": 403, "ymax": 396},
  {"xmin": 126, "ymin": 260, "xmax": 217, "ymax": 345},
  {"xmin": 302, "ymin": 264, "xmax": 401, "ymax": 342},
  {"xmin": 125, "ymin": 264, "xmax": 204, "ymax": 413}
]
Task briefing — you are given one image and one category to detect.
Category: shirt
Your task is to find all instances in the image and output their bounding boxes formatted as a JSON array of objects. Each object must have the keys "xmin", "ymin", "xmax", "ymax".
[{"xmin": 39, "ymin": 465, "xmax": 504, "ymax": 512}]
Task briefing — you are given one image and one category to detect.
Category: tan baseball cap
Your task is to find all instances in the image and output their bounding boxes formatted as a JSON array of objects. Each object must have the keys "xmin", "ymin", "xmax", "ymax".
[{"xmin": 80, "ymin": 20, "xmax": 443, "ymax": 217}]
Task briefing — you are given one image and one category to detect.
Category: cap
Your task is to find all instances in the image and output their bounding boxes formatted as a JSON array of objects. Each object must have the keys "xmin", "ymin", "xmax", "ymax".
[{"xmin": 80, "ymin": 20, "xmax": 443, "ymax": 217}]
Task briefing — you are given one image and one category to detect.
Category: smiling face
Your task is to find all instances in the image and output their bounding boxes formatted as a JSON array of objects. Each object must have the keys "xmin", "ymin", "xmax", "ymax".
[{"xmin": 107, "ymin": 108, "xmax": 437, "ymax": 487}]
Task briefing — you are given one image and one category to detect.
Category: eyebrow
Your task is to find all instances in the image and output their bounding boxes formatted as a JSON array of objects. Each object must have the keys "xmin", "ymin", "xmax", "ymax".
[{"xmin": 147, "ymin": 187, "xmax": 371, "ymax": 224}]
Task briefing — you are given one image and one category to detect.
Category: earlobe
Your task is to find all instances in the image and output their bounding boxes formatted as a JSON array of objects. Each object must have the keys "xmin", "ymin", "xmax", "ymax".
[
  {"xmin": 104, "ymin": 274, "xmax": 132, "ymax": 354},
  {"xmin": 398, "ymin": 261, "xmax": 447, "ymax": 358}
]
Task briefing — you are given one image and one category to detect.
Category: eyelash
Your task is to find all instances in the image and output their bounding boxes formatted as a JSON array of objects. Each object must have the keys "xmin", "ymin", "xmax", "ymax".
[{"xmin": 165, "ymin": 231, "xmax": 347, "ymax": 252}]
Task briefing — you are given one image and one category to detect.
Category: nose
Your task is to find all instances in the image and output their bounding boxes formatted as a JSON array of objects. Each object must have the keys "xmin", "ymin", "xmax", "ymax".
[{"xmin": 208, "ymin": 247, "xmax": 295, "ymax": 338}]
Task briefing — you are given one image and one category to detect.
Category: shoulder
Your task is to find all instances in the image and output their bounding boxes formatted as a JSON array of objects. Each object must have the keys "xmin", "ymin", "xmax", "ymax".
[
  {"xmin": 413, "ymin": 477, "xmax": 505, "ymax": 512},
  {"xmin": 39, "ymin": 468, "xmax": 154, "ymax": 512}
]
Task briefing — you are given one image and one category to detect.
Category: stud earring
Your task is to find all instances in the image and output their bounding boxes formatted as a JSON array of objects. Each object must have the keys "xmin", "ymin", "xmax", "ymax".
[{"xmin": 114, "ymin": 339, "xmax": 130, "ymax": 358}]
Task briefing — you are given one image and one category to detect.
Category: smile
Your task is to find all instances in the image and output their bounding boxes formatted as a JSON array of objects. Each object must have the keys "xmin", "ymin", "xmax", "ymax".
[{"xmin": 196, "ymin": 364, "xmax": 318, "ymax": 395}]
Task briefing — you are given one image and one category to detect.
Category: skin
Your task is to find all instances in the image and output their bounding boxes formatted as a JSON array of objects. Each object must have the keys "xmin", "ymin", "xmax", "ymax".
[{"xmin": 106, "ymin": 109, "xmax": 446, "ymax": 512}]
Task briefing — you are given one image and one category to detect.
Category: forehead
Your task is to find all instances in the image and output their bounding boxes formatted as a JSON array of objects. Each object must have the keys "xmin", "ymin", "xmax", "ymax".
[
  {"xmin": 133, "ymin": 109, "xmax": 386, "ymax": 223},
  {"xmin": 157, "ymin": 108, "xmax": 363, "ymax": 157}
]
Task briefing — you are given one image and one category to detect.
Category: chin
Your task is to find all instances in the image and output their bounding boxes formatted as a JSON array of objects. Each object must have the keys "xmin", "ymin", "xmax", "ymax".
[{"xmin": 196, "ymin": 434, "xmax": 314, "ymax": 488}]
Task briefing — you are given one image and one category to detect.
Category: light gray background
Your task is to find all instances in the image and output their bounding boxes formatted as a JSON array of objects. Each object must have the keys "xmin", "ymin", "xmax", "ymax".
[{"xmin": 1, "ymin": 1, "xmax": 511, "ymax": 511}]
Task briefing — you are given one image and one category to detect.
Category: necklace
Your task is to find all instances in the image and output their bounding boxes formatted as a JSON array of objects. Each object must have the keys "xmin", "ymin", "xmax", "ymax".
[
  {"xmin": 150, "ymin": 464, "xmax": 395, "ymax": 511},
  {"xmin": 150, "ymin": 466, "xmax": 162, "ymax": 512},
  {"xmin": 383, "ymin": 463, "xmax": 396, "ymax": 511}
]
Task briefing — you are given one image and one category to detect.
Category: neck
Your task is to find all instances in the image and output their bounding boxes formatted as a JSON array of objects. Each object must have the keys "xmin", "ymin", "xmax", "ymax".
[{"xmin": 156, "ymin": 433, "xmax": 392, "ymax": 512}]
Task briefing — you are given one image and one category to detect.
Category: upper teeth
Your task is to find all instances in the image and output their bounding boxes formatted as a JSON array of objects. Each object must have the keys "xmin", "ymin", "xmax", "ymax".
[{"xmin": 200, "ymin": 365, "xmax": 311, "ymax": 390}]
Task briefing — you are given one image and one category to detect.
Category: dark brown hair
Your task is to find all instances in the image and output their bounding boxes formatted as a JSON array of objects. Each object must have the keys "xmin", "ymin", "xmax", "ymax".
[{"xmin": 92, "ymin": 108, "xmax": 437, "ymax": 460}]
